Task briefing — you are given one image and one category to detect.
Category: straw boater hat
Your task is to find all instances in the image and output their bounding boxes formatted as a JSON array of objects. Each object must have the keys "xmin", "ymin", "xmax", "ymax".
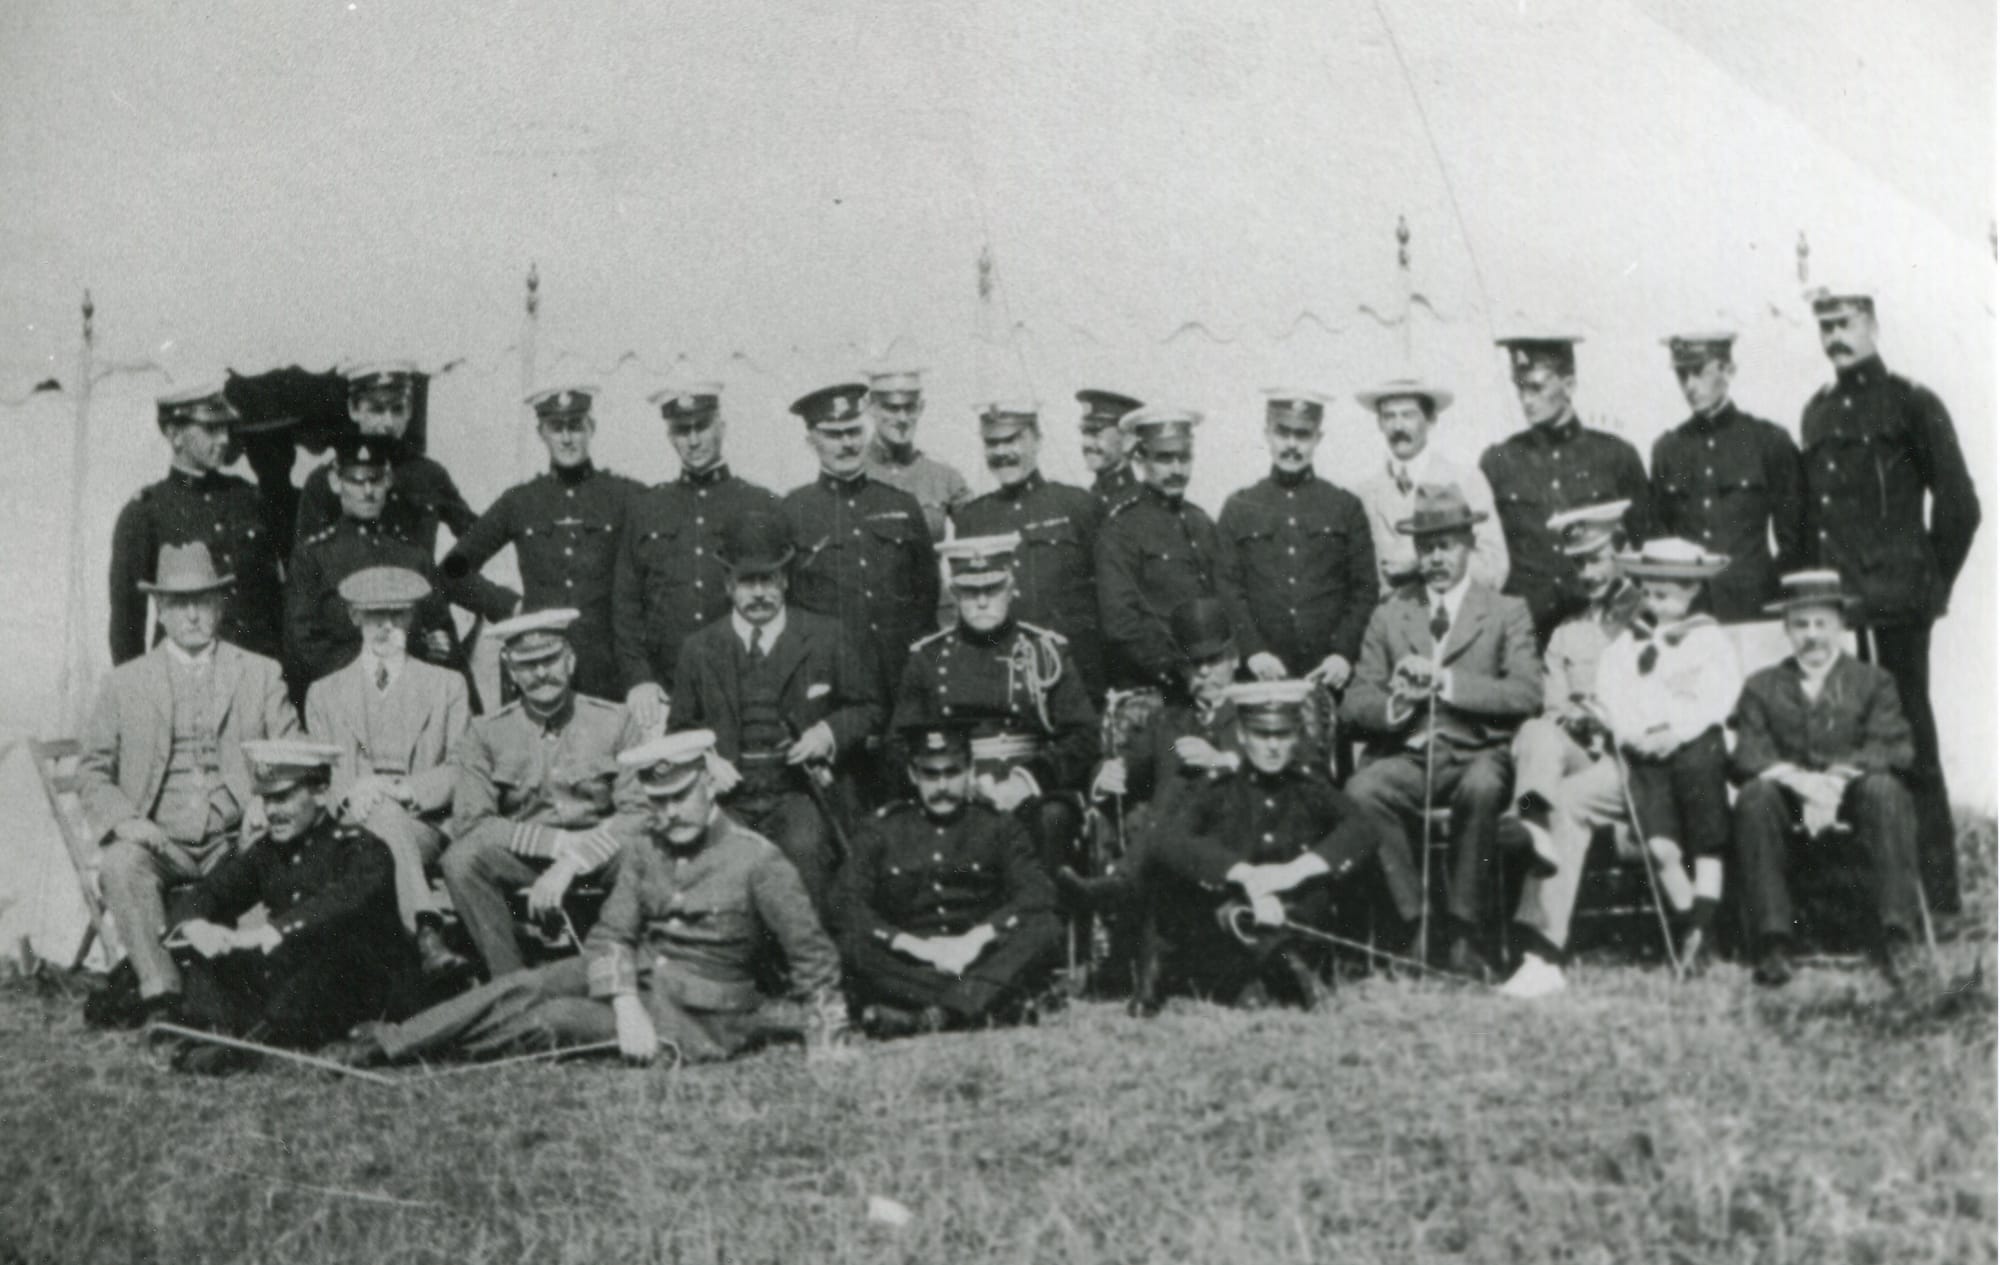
[
  {"xmin": 1354, "ymin": 376, "xmax": 1455, "ymax": 414},
  {"xmin": 138, "ymin": 542, "xmax": 234, "ymax": 595},
  {"xmin": 1616, "ymin": 537, "xmax": 1729, "ymax": 582},
  {"xmin": 1764, "ymin": 569, "xmax": 1861, "ymax": 617},
  {"xmin": 1394, "ymin": 483, "xmax": 1488, "ymax": 536}
]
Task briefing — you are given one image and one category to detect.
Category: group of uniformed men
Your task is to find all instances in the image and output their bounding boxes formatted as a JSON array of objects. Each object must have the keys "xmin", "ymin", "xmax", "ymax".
[{"xmin": 79, "ymin": 281, "xmax": 1979, "ymax": 1072}]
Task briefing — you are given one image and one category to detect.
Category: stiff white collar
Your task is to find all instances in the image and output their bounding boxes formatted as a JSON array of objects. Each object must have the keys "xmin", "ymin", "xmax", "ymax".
[{"xmin": 731, "ymin": 607, "xmax": 787, "ymax": 653}]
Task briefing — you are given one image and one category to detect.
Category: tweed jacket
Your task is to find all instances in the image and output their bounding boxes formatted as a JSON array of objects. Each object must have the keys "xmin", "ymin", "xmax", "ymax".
[
  {"xmin": 1340, "ymin": 580, "xmax": 1542, "ymax": 753},
  {"xmin": 76, "ymin": 641, "xmax": 299, "ymax": 843},
  {"xmin": 304, "ymin": 655, "xmax": 470, "ymax": 812}
]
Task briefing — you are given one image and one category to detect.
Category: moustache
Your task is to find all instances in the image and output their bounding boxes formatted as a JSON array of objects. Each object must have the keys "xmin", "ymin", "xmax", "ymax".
[
  {"xmin": 989, "ymin": 456, "xmax": 1019, "ymax": 468},
  {"xmin": 1827, "ymin": 342, "xmax": 1852, "ymax": 356}
]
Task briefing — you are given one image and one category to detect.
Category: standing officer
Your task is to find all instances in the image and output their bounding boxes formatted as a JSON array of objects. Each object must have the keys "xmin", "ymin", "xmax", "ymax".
[
  {"xmin": 1800, "ymin": 285, "xmax": 1981, "ymax": 915},
  {"xmin": 440, "ymin": 384, "xmax": 644, "ymax": 701},
  {"xmin": 1216, "ymin": 389, "xmax": 1377, "ymax": 691},
  {"xmin": 1076, "ymin": 388, "xmax": 1146, "ymax": 514},
  {"xmin": 1352, "ymin": 377, "xmax": 1508, "ymax": 594},
  {"xmin": 613, "ymin": 382, "xmax": 779, "ymax": 734},
  {"xmin": 839, "ymin": 721, "xmax": 1065, "ymax": 1037},
  {"xmin": 1480, "ymin": 336, "xmax": 1650, "ymax": 642},
  {"xmin": 952, "ymin": 400, "xmax": 1109, "ymax": 698},
  {"xmin": 1096, "ymin": 407, "xmax": 1228, "ymax": 691},
  {"xmin": 109, "ymin": 381, "xmax": 285, "ymax": 663},
  {"xmin": 294, "ymin": 361, "xmax": 480, "ymax": 556},
  {"xmin": 860, "ymin": 364, "xmax": 970, "ymax": 541},
  {"xmin": 780, "ymin": 382, "xmax": 939, "ymax": 697},
  {"xmin": 286, "ymin": 434, "xmax": 516, "ymax": 690},
  {"xmin": 1648, "ymin": 333, "xmax": 1806, "ymax": 623},
  {"xmin": 891, "ymin": 535, "xmax": 1100, "ymax": 875}
]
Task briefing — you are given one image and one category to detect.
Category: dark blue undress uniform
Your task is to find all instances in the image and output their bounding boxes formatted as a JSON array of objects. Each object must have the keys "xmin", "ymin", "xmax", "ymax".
[
  {"xmin": 293, "ymin": 451, "xmax": 480, "ymax": 557},
  {"xmin": 612, "ymin": 464, "xmax": 777, "ymax": 695},
  {"xmin": 1649, "ymin": 402, "xmax": 1806, "ymax": 623},
  {"xmin": 780, "ymin": 472, "xmax": 938, "ymax": 693},
  {"xmin": 952, "ymin": 471, "xmax": 1107, "ymax": 697},
  {"xmin": 441, "ymin": 462, "xmax": 645, "ymax": 700},
  {"xmin": 1480, "ymin": 415, "xmax": 1650, "ymax": 640},
  {"xmin": 1215, "ymin": 469, "xmax": 1378, "ymax": 676},
  {"xmin": 1095, "ymin": 485, "xmax": 1226, "ymax": 690},
  {"xmin": 108, "ymin": 468, "xmax": 285, "ymax": 662},
  {"xmin": 1800, "ymin": 354, "xmax": 1982, "ymax": 913},
  {"xmin": 1091, "ymin": 463, "xmax": 1142, "ymax": 516}
]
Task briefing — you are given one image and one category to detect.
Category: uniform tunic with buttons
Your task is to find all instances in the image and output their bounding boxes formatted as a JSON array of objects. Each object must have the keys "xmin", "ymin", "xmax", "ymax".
[
  {"xmin": 1479, "ymin": 417, "xmax": 1650, "ymax": 639},
  {"xmin": 837, "ymin": 800, "xmax": 1062, "ymax": 1019},
  {"xmin": 781, "ymin": 472, "xmax": 939, "ymax": 693},
  {"xmin": 612, "ymin": 464, "xmax": 778, "ymax": 695},
  {"xmin": 177, "ymin": 813, "xmax": 420, "ymax": 1043},
  {"xmin": 451, "ymin": 694, "xmax": 648, "ymax": 872},
  {"xmin": 862, "ymin": 435, "xmax": 971, "ymax": 541},
  {"xmin": 293, "ymin": 452, "xmax": 480, "ymax": 557},
  {"xmin": 889, "ymin": 620, "xmax": 1100, "ymax": 795},
  {"xmin": 1091, "ymin": 463, "xmax": 1143, "ymax": 516},
  {"xmin": 442, "ymin": 462, "xmax": 646, "ymax": 699},
  {"xmin": 1799, "ymin": 356, "xmax": 1981, "ymax": 625},
  {"xmin": 1095, "ymin": 485, "xmax": 1228, "ymax": 689},
  {"xmin": 952, "ymin": 471, "xmax": 1107, "ymax": 696},
  {"xmin": 285, "ymin": 516, "xmax": 514, "ymax": 687},
  {"xmin": 108, "ymin": 468, "xmax": 284, "ymax": 662},
  {"xmin": 1215, "ymin": 470, "xmax": 1377, "ymax": 675},
  {"xmin": 1649, "ymin": 402, "xmax": 1806, "ymax": 622}
]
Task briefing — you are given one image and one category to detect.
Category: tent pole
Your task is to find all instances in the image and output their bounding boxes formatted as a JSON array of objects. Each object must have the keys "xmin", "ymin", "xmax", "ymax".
[
  {"xmin": 59, "ymin": 291, "xmax": 96, "ymax": 735},
  {"xmin": 1397, "ymin": 215, "xmax": 1413, "ymax": 364},
  {"xmin": 518, "ymin": 262, "xmax": 540, "ymax": 481}
]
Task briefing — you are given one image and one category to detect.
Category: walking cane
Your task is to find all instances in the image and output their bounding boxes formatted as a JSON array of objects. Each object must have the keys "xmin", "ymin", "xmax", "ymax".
[
  {"xmin": 782, "ymin": 718, "xmax": 852, "ymax": 866},
  {"xmin": 1596, "ymin": 733, "xmax": 1685, "ymax": 982}
]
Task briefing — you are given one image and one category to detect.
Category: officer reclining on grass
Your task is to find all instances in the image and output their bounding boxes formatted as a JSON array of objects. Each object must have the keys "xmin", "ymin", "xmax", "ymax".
[
  {"xmin": 329, "ymin": 729, "xmax": 846, "ymax": 1068},
  {"xmin": 156, "ymin": 740, "xmax": 421, "ymax": 1075},
  {"xmin": 838, "ymin": 720, "xmax": 1065, "ymax": 1037}
]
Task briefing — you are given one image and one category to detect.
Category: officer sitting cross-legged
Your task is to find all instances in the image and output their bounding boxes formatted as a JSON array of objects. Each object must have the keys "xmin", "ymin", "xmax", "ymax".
[
  {"xmin": 330, "ymin": 729, "xmax": 845, "ymax": 1069},
  {"xmin": 891, "ymin": 534, "xmax": 1100, "ymax": 878},
  {"xmin": 438, "ymin": 609, "xmax": 647, "ymax": 979},
  {"xmin": 1129, "ymin": 681, "xmax": 1383, "ymax": 1014},
  {"xmin": 839, "ymin": 721, "xmax": 1065, "ymax": 1037},
  {"xmin": 159, "ymin": 740, "xmax": 420, "ymax": 1075}
]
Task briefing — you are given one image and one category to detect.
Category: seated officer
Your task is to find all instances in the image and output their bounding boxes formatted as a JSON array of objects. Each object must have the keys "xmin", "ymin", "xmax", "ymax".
[
  {"xmin": 79, "ymin": 543, "xmax": 299, "ymax": 1023},
  {"xmin": 1594, "ymin": 538, "xmax": 1741, "ymax": 969},
  {"xmin": 303, "ymin": 565, "xmax": 473, "ymax": 980},
  {"xmin": 1731, "ymin": 571, "xmax": 1929, "ymax": 994},
  {"xmin": 839, "ymin": 722, "xmax": 1064, "ymax": 1037},
  {"xmin": 891, "ymin": 534, "xmax": 1100, "ymax": 875},
  {"xmin": 439, "ymin": 609, "xmax": 647, "ymax": 978},
  {"xmin": 157, "ymin": 740, "xmax": 419, "ymax": 1074},
  {"xmin": 1340, "ymin": 484, "xmax": 1543, "ymax": 977},
  {"xmin": 1497, "ymin": 501, "xmax": 1641, "ymax": 999},
  {"xmin": 669, "ymin": 509, "xmax": 884, "ymax": 916},
  {"xmin": 1132, "ymin": 681, "xmax": 1382, "ymax": 1013},
  {"xmin": 330, "ymin": 730, "xmax": 845, "ymax": 1068}
]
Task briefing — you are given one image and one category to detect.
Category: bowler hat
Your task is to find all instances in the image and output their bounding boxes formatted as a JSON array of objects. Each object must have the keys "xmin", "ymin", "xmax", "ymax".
[
  {"xmin": 1169, "ymin": 596, "xmax": 1235, "ymax": 662},
  {"xmin": 719, "ymin": 509, "xmax": 796, "ymax": 573},
  {"xmin": 1764, "ymin": 569, "xmax": 1860, "ymax": 617}
]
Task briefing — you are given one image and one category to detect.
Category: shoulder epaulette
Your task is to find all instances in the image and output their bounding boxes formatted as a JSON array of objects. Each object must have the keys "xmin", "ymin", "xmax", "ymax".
[
  {"xmin": 303, "ymin": 524, "xmax": 338, "ymax": 547},
  {"xmin": 1017, "ymin": 620, "xmax": 1069, "ymax": 646},
  {"xmin": 910, "ymin": 626, "xmax": 954, "ymax": 653},
  {"xmin": 1106, "ymin": 495, "xmax": 1143, "ymax": 520}
]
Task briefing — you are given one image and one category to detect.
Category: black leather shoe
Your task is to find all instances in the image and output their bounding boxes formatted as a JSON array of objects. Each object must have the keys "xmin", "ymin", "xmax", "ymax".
[
  {"xmin": 415, "ymin": 923, "xmax": 474, "ymax": 982},
  {"xmin": 1752, "ymin": 949, "xmax": 1793, "ymax": 988}
]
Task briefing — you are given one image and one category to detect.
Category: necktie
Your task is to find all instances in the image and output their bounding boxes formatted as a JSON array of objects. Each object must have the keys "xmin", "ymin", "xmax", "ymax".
[
  {"xmin": 1429, "ymin": 601, "xmax": 1450, "ymax": 644},
  {"xmin": 1393, "ymin": 462, "xmax": 1413, "ymax": 496},
  {"xmin": 375, "ymin": 662, "xmax": 390, "ymax": 692},
  {"xmin": 748, "ymin": 626, "xmax": 764, "ymax": 660},
  {"xmin": 1637, "ymin": 642, "xmax": 1658, "ymax": 675}
]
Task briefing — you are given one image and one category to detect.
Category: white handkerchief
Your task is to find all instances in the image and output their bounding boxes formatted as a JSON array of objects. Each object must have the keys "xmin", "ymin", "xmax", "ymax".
[{"xmin": 806, "ymin": 683, "xmax": 831, "ymax": 700}]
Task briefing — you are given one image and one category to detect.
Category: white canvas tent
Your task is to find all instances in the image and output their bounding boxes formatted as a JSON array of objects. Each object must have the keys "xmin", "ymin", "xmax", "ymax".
[{"xmin": 0, "ymin": 0, "xmax": 1990, "ymax": 940}]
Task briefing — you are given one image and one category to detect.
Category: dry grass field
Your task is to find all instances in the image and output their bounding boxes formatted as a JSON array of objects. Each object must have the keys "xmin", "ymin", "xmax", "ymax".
[{"xmin": 2, "ymin": 822, "xmax": 1993, "ymax": 1265}]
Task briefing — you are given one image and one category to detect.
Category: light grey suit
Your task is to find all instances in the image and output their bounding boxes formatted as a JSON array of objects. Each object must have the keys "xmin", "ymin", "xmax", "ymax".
[
  {"xmin": 77, "ymin": 640, "xmax": 298, "ymax": 997},
  {"xmin": 305, "ymin": 656, "xmax": 470, "ymax": 929}
]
